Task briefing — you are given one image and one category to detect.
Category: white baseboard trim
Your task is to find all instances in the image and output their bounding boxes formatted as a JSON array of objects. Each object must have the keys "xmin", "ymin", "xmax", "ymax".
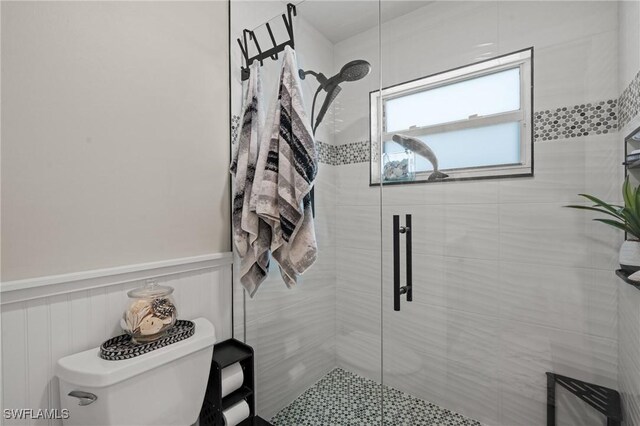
[{"xmin": 0, "ymin": 252, "xmax": 233, "ymax": 305}]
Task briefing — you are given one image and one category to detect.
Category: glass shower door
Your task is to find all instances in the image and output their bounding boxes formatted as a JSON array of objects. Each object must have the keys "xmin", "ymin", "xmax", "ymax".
[
  {"xmin": 378, "ymin": 2, "xmax": 621, "ymax": 426},
  {"xmin": 375, "ymin": 3, "xmax": 503, "ymax": 424}
]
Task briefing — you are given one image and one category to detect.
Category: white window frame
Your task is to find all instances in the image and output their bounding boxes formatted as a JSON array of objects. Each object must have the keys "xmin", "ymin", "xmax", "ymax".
[{"xmin": 370, "ymin": 48, "xmax": 533, "ymax": 185}]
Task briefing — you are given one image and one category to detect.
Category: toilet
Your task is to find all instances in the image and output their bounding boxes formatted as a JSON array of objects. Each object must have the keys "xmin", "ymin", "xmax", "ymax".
[{"xmin": 56, "ymin": 317, "xmax": 216, "ymax": 426}]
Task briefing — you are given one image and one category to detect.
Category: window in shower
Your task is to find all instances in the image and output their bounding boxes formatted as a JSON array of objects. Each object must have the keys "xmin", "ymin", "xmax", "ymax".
[{"xmin": 370, "ymin": 48, "xmax": 533, "ymax": 184}]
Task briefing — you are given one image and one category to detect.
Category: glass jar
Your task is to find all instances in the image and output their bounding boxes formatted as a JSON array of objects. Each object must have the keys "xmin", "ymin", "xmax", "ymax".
[
  {"xmin": 382, "ymin": 149, "xmax": 416, "ymax": 182},
  {"xmin": 121, "ymin": 280, "xmax": 177, "ymax": 344}
]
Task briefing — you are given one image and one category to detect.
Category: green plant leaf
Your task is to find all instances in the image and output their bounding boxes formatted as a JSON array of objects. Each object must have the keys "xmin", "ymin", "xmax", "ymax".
[
  {"xmin": 569, "ymin": 178, "xmax": 640, "ymax": 239},
  {"xmin": 565, "ymin": 205, "xmax": 626, "ymax": 220},
  {"xmin": 577, "ymin": 194, "xmax": 623, "ymax": 216},
  {"xmin": 635, "ymin": 183, "xmax": 640, "ymax": 214},
  {"xmin": 593, "ymin": 218, "xmax": 629, "ymax": 233},
  {"xmin": 621, "ymin": 206, "xmax": 640, "ymax": 235},
  {"xmin": 624, "ymin": 177, "xmax": 636, "ymax": 212}
]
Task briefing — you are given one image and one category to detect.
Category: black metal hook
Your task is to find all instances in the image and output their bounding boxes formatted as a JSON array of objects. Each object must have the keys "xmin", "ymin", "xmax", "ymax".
[
  {"xmin": 287, "ymin": 3, "xmax": 297, "ymax": 46},
  {"xmin": 288, "ymin": 3, "xmax": 297, "ymax": 21},
  {"xmin": 237, "ymin": 3, "xmax": 297, "ymax": 81},
  {"xmin": 282, "ymin": 3, "xmax": 297, "ymax": 40},
  {"xmin": 240, "ymin": 30, "xmax": 251, "ymax": 64},
  {"xmin": 265, "ymin": 23, "xmax": 279, "ymax": 60},
  {"xmin": 237, "ymin": 30, "xmax": 251, "ymax": 79},
  {"xmin": 237, "ymin": 39, "xmax": 248, "ymax": 65},
  {"xmin": 248, "ymin": 31, "xmax": 264, "ymax": 66}
]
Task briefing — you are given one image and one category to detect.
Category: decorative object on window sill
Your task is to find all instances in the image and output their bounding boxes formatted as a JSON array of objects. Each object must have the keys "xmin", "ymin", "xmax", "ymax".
[
  {"xmin": 383, "ymin": 150, "xmax": 415, "ymax": 182},
  {"xmin": 121, "ymin": 279, "xmax": 178, "ymax": 344},
  {"xmin": 566, "ymin": 177, "xmax": 640, "ymax": 272},
  {"xmin": 391, "ymin": 134, "xmax": 448, "ymax": 182}
]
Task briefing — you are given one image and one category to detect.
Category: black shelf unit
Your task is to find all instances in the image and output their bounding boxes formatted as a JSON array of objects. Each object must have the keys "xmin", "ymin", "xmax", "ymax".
[
  {"xmin": 199, "ymin": 339, "xmax": 272, "ymax": 426},
  {"xmin": 615, "ymin": 269, "xmax": 640, "ymax": 291},
  {"xmin": 623, "ymin": 125, "xmax": 640, "ymax": 172},
  {"xmin": 546, "ymin": 372, "xmax": 621, "ymax": 425},
  {"xmin": 619, "ymin": 126, "xmax": 640, "ymax": 292},
  {"xmin": 623, "ymin": 158, "xmax": 640, "ymax": 169}
]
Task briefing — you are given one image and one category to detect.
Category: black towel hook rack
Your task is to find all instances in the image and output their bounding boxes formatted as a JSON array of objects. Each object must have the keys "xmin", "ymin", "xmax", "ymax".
[{"xmin": 238, "ymin": 3, "xmax": 297, "ymax": 81}]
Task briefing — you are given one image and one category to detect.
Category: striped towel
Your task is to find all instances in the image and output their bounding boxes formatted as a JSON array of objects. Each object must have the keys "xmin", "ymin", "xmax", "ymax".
[
  {"xmin": 230, "ymin": 62, "xmax": 271, "ymax": 296},
  {"xmin": 255, "ymin": 46, "xmax": 318, "ymax": 287}
]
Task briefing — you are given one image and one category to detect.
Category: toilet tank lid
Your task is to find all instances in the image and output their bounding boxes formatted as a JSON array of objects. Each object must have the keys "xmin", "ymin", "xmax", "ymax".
[{"xmin": 56, "ymin": 317, "xmax": 216, "ymax": 388}]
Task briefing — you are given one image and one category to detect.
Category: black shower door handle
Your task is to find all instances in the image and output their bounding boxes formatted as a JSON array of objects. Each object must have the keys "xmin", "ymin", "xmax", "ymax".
[{"xmin": 393, "ymin": 214, "xmax": 413, "ymax": 311}]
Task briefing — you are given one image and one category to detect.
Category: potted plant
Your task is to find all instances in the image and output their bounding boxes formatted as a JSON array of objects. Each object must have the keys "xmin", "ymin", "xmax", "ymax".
[{"xmin": 566, "ymin": 176, "xmax": 640, "ymax": 272}]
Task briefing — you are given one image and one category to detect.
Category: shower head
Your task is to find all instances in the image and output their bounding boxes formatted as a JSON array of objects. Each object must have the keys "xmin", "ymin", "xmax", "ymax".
[
  {"xmin": 299, "ymin": 59, "xmax": 372, "ymax": 134},
  {"xmin": 337, "ymin": 59, "xmax": 371, "ymax": 82},
  {"xmin": 299, "ymin": 60, "xmax": 371, "ymax": 89}
]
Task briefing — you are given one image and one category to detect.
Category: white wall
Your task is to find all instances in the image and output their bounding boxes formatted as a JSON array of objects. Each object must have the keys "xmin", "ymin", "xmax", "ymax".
[
  {"xmin": 1, "ymin": 3, "xmax": 233, "ymax": 425},
  {"xmin": 617, "ymin": 1, "xmax": 640, "ymax": 424},
  {"xmin": 334, "ymin": 2, "xmax": 621, "ymax": 425},
  {"xmin": 1, "ymin": 1, "xmax": 230, "ymax": 281},
  {"xmin": 229, "ymin": 1, "xmax": 337, "ymax": 420}
]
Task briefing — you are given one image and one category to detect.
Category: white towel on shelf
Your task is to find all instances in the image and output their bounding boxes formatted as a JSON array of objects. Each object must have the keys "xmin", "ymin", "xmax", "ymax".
[
  {"xmin": 230, "ymin": 62, "xmax": 271, "ymax": 296},
  {"xmin": 255, "ymin": 46, "xmax": 318, "ymax": 287}
]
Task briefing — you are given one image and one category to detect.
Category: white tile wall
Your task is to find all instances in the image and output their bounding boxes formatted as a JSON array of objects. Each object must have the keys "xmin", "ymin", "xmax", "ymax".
[
  {"xmin": 333, "ymin": 141, "xmax": 622, "ymax": 425},
  {"xmin": 332, "ymin": 2, "xmax": 623, "ymax": 425},
  {"xmin": 619, "ymin": 0, "xmax": 640, "ymax": 93}
]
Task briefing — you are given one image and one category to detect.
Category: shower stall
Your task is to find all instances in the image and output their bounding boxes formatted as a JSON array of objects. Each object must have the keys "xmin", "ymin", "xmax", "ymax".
[{"xmin": 230, "ymin": 1, "xmax": 628, "ymax": 424}]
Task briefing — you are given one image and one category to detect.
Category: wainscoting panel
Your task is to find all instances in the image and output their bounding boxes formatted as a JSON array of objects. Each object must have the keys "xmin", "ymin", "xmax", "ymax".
[{"xmin": 0, "ymin": 254, "xmax": 233, "ymax": 426}]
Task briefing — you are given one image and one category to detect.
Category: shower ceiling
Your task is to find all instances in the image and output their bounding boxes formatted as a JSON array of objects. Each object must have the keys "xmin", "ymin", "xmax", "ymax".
[{"xmin": 293, "ymin": 0, "xmax": 432, "ymax": 43}]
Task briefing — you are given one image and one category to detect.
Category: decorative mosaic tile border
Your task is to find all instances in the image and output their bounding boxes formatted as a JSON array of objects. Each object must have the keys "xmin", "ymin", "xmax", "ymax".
[
  {"xmin": 271, "ymin": 367, "xmax": 482, "ymax": 426},
  {"xmin": 312, "ymin": 140, "xmax": 371, "ymax": 165},
  {"xmin": 233, "ymin": 95, "xmax": 627, "ymax": 166},
  {"xmin": 316, "ymin": 140, "xmax": 338, "ymax": 165},
  {"xmin": 534, "ymin": 99, "xmax": 618, "ymax": 141},
  {"xmin": 330, "ymin": 99, "xmax": 620, "ymax": 165},
  {"xmin": 619, "ymin": 70, "xmax": 640, "ymax": 130},
  {"xmin": 335, "ymin": 140, "xmax": 371, "ymax": 164}
]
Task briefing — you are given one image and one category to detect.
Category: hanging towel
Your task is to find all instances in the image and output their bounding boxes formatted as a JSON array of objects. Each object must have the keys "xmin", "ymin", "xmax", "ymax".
[
  {"xmin": 256, "ymin": 46, "xmax": 318, "ymax": 287},
  {"xmin": 230, "ymin": 62, "xmax": 271, "ymax": 296}
]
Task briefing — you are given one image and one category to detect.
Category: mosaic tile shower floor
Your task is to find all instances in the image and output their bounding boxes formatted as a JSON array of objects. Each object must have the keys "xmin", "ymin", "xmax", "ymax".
[{"xmin": 270, "ymin": 368, "xmax": 482, "ymax": 426}]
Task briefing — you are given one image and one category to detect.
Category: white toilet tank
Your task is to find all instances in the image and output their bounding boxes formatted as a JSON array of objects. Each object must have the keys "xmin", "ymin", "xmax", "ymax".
[{"xmin": 56, "ymin": 317, "xmax": 216, "ymax": 426}]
